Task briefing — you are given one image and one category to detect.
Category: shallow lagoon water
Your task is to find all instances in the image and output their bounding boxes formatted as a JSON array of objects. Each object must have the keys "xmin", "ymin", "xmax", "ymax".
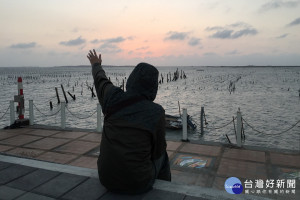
[{"xmin": 0, "ymin": 66, "xmax": 299, "ymax": 150}]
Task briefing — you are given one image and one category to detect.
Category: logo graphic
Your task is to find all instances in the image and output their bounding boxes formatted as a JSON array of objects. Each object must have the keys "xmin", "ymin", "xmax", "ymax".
[{"xmin": 225, "ymin": 177, "xmax": 243, "ymax": 194}]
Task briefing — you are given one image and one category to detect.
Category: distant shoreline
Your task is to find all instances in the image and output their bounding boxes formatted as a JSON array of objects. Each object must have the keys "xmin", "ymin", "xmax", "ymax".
[
  {"xmin": 0, "ymin": 65, "xmax": 299, "ymax": 68},
  {"xmin": 205, "ymin": 65, "xmax": 300, "ymax": 68}
]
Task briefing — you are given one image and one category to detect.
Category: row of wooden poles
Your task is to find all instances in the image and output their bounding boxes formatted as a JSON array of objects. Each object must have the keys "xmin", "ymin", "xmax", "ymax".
[
  {"xmin": 107, "ymin": 68, "xmax": 188, "ymax": 90},
  {"xmin": 159, "ymin": 68, "xmax": 187, "ymax": 84},
  {"xmin": 50, "ymin": 84, "xmax": 96, "ymax": 109},
  {"xmin": 49, "ymin": 68, "xmax": 188, "ymax": 108}
]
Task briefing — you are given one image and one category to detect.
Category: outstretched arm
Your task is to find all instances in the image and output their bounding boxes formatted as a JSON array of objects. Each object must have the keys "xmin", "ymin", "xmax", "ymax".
[
  {"xmin": 87, "ymin": 49, "xmax": 102, "ymax": 66},
  {"xmin": 87, "ymin": 49, "xmax": 113, "ymax": 110}
]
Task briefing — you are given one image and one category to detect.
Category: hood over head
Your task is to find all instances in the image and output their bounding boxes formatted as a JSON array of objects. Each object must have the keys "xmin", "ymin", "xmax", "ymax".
[{"xmin": 126, "ymin": 63, "xmax": 159, "ymax": 101}]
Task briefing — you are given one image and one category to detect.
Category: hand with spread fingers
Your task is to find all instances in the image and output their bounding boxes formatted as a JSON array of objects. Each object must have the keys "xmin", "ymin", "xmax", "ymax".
[{"xmin": 87, "ymin": 49, "xmax": 102, "ymax": 66}]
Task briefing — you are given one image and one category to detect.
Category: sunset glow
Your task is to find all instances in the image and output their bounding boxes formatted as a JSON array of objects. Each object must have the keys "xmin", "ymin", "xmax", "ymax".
[{"xmin": 1, "ymin": 0, "xmax": 300, "ymax": 67}]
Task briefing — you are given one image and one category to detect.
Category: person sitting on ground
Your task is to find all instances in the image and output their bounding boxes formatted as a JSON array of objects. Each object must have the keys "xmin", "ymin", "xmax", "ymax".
[{"xmin": 87, "ymin": 49, "xmax": 171, "ymax": 194}]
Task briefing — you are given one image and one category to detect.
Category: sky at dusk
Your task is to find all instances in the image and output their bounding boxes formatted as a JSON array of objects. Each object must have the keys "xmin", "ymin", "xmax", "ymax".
[{"xmin": 1, "ymin": 0, "xmax": 300, "ymax": 67}]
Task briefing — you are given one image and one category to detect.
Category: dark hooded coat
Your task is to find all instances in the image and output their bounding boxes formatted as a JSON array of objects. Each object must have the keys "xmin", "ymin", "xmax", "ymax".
[{"xmin": 92, "ymin": 63, "xmax": 166, "ymax": 194}]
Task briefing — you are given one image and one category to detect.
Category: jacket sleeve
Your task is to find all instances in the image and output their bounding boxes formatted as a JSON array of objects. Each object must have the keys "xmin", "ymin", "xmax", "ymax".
[{"xmin": 92, "ymin": 63, "xmax": 114, "ymax": 110}]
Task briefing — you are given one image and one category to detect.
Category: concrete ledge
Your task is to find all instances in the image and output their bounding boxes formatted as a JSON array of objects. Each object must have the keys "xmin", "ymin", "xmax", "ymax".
[
  {"xmin": 0, "ymin": 154, "xmax": 271, "ymax": 200},
  {"xmin": 153, "ymin": 180, "xmax": 271, "ymax": 200},
  {"xmin": 0, "ymin": 154, "xmax": 98, "ymax": 178}
]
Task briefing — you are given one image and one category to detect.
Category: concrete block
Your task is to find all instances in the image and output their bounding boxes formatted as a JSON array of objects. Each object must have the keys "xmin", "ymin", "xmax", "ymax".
[
  {"xmin": 0, "ymin": 185, "xmax": 25, "ymax": 200},
  {"xmin": 0, "ymin": 161, "xmax": 12, "ymax": 170},
  {"xmin": 7, "ymin": 169, "xmax": 59, "ymax": 191},
  {"xmin": 33, "ymin": 173, "xmax": 87, "ymax": 198},
  {"xmin": 0, "ymin": 164, "xmax": 36, "ymax": 184},
  {"xmin": 62, "ymin": 178, "xmax": 107, "ymax": 200},
  {"xmin": 16, "ymin": 192, "xmax": 55, "ymax": 200}
]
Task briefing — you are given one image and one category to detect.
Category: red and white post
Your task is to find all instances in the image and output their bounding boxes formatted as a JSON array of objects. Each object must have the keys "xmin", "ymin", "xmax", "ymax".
[{"xmin": 12, "ymin": 76, "xmax": 29, "ymax": 126}]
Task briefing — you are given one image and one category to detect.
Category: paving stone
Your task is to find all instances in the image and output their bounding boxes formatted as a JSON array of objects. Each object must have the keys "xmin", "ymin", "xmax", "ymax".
[
  {"xmin": 79, "ymin": 132, "xmax": 102, "ymax": 143},
  {"xmin": 24, "ymin": 137, "xmax": 70, "ymax": 150},
  {"xmin": 7, "ymin": 169, "xmax": 59, "ymax": 191},
  {"xmin": 62, "ymin": 178, "xmax": 107, "ymax": 200},
  {"xmin": 0, "ymin": 144, "xmax": 14, "ymax": 152},
  {"xmin": 2, "ymin": 128, "xmax": 33, "ymax": 134},
  {"xmin": 0, "ymin": 185, "xmax": 26, "ymax": 200},
  {"xmin": 86, "ymin": 147, "xmax": 100, "ymax": 157},
  {"xmin": 166, "ymin": 141, "xmax": 182, "ymax": 151},
  {"xmin": 69, "ymin": 156, "xmax": 97, "ymax": 169},
  {"xmin": 25, "ymin": 129, "xmax": 60, "ymax": 137},
  {"xmin": 36, "ymin": 152, "xmax": 78, "ymax": 164},
  {"xmin": 276, "ymin": 167, "xmax": 300, "ymax": 181},
  {"xmin": 180, "ymin": 143, "xmax": 221, "ymax": 157},
  {"xmin": 15, "ymin": 192, "xmax": 55, "ymax": 200},
  {"xmin": 100, "ymin": 192, "xmax": 146, "ymax": 200},
  {"xmin": 171, "ymin": 170, "xmax": 198, "ymax": 185},
  {"xmin": 51, "ymin": 131, "xmax": 88, "ymax": 139},
  {"xmin": 0, "ymin": 131, "xmax": 20, "ymax": 140},
  {"xmin": 0, "ymin": 160, "xmax": 13, "ymax": 170},
  {"xmin": 194, "ymin": 172, "xmax": 214, "ymax": 187},
  {"xmin": 279, "ymin": 167, "xmax": 299, "ymax": 175},
  {"xmin": 0, "ymin": 164, "xmax": 36, "ymax": 184},
  {"xmin": 212, "ymin": 176, "xmax": 226, "ymax": 190},
  {"xmin": 55, "ymin": 140, "xmax": 99, "ymax": 154},
  {"xmin": 5, "ymin": 147, "xmax": 44, "ymax": 158},
  {"xmin": 223, "ymin": 148, "xmax": 265, "ymax": 163},
  {"xmin": 217, "ymin": 158, "xmax": 267, "ymax": 179},
  {"xmin": 143, "ymin": 189, "xmax": 185, "ymax": 200},
  {"xmin": 270, "ymin": 152, "xmax": 300, "ymax": 168},
  {"xmin": 167, "ymin": 150, "xmax": 175, "ymax": 159},
  {"xmin": 33, "ymin": 173, "xmax": 87, "ymax": 198},
  {"xmin": 0, "ymin": 135, "xmax": 42, "ymax": 146}
]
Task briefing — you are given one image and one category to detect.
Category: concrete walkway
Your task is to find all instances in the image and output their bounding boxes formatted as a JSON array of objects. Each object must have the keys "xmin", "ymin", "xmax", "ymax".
[
  {"xmin": 0, "ymin": 154, "xmax": 270, "ymax": 200},
  {"xmin": 0, "ymin": 126, "xmax": 299, "ymax": 199}
]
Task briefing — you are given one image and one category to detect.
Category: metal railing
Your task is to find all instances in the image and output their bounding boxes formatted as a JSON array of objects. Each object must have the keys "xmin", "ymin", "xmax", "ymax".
[
  {"xmin": 5, "ymin": 100, "xmax": 102, "ymax": 132},
  {"xmin": 3, "ymin": 100, "xmax": 299, "ymax": 148}
]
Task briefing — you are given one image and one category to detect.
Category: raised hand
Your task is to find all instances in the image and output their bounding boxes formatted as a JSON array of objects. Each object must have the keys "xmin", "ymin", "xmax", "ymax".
[{"xmin": 87, "ymin": 49, "xmax": 102, "ymax": 66}]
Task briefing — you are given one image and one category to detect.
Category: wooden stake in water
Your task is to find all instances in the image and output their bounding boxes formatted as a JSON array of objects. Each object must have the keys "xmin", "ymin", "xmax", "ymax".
[
  {"xmin": 225, "ymin": 134, "xmax": 231, "ymax": 144},
  {"xmin": 90, "ymin": 87, "xmax": 96, "ymax": 98},
  {"xmin": 55, "ymin": 87, "xmax": 60, "ymax": 104},
  {"xmin": 61, "ymin": 84, "xmax": 68, "ymax": 104},
  {"xmin": 178, "ymin": 101, "xmax": 181, "ymax": 116},
  {"xmin": 67, "ymin": 92, "xmax": 76, "ymax": 101},
  {"xmin": 49, "ymin": 101, "xmax": 53, "ymax": 110},
  {"xmin": 201, "ymin": 106, "xmax": 204, "ymax": 134}
]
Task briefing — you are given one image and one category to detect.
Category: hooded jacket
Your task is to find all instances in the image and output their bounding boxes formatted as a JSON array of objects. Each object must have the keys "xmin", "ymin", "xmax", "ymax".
[{"xmin": 92, "ymin": 63, "xmax": 166, "ymax": 194}]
